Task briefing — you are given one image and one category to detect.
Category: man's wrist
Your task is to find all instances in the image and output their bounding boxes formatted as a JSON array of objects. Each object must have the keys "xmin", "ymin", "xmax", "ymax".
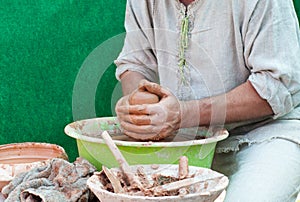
[{"xmin": 179, "ymin": 100, "xmax": 201, "ymax": 128}]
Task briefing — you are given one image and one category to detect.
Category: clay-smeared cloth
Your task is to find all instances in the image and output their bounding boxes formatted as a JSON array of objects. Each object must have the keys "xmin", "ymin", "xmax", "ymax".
[{"xmin": 1, "ymin": 157, "xmax": 97, "ymax": 202}]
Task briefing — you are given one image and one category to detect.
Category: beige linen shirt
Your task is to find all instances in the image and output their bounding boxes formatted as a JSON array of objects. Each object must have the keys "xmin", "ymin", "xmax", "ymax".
[{"xmin": 115, "ymin": 0, "xmax": 300, "ymax": 151}]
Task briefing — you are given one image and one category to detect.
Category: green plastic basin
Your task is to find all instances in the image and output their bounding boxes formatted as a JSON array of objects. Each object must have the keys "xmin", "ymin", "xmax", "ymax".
[{"xmin": 64, "ymin": 117, "xmax": 228, "ymax": 170}]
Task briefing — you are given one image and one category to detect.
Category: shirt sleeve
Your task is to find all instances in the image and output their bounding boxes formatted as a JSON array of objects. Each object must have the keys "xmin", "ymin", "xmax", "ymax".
[
  {"xmin": 114, "ymin": 0, "xmax": 158, "ymax": 82},
  {"xmin": 244, "ymin": 0, "xmax": 300, "ymax": 119}
]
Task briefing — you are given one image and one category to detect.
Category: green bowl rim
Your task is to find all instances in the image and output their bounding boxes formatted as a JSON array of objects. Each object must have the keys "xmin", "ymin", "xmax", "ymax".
[{"xmin": 64, "ymin": 117, "xmax": 229, "ymax": 148}]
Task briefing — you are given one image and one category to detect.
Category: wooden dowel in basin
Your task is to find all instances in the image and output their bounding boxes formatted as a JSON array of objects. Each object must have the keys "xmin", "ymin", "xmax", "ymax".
[
  {"xmin": 101, "ymin": 131, "xmax": 130, "ymax": 170},
  {"xmin": 178, "ymin": 156, "xmax": 189, "ymax": 195},
  {"xmin": 178, "ymin": 156, "xmax": 189, "ymax": 180},
  {"xmin": 102, "ymin": 166, "xmax": 123, "ymax": 193},
  {"xmin": 152, "ymin": 175, "xmax": 224, "ymax": 195},
  {"xmin": 101, "ymin": 131, "xmax": 143, "ymax": 189}
]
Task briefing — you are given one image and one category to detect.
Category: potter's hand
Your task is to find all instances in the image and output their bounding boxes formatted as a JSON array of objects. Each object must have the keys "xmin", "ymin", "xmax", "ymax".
[
  {"xmin": 115, "ymin": 86, "xmax": 159, "ymax": 126},
  {"xmin": 116, "ymin": 80, "xmax": 181, "ymax": 141}
]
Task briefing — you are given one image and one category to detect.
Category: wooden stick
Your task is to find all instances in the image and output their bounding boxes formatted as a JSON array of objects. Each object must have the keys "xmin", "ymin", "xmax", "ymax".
[
  {"xmin": 102, "ymin": 166, "xmax": 123, "ymax": 193},
  {"xmin": 178, "ymin": 156, "xmax": 189, "ymax": 195},
  {"xmin": 178, "ymin": 156, "xmax": 189, "ymax": 180},
  {"xmin": 152, "ymin": 175, "xmax": 224, "ymax": 195},
  {"xmin": 101, "ymin": 131, "xmax": 143, "ymax": 189}
]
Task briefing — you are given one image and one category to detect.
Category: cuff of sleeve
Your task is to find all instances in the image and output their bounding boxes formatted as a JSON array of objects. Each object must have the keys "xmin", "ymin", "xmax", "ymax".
[
  {"xmin": 248, "ymin": 72, "xmax": 293, "ymax": 119},
  {"xmin": 115, "ymin": 63, "xmax": 157, "ymax": 82}
]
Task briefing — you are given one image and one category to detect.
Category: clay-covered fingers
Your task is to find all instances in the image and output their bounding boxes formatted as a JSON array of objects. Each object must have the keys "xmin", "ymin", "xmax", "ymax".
[
  {"xmin": 118, "ymin": 114, "xmax": 151, "ymax": 125},
  {"xmin": 117, "ymin": 104, "xmax": 173, "ymax": 124},
  {"xmin": 120, "ymin": 121, "xmax": 162, "ymax": 140},
  {"xmin": 122, "ymin": 126, "xmax": 174, "ymax": 141},
  {"xmin": 117, "ymin": 102, "xmax": 166, "ymax": 116},
  {"xmin": 120, "ymin": 121, "xmax": 162, "ymax": 134},
  {"xmin": 120, "ymin": 129, "xmax": 159, "ymax": 141},
  {"xmin": 116, "ymin": 80, "xmax": 181, "ymax": 141},
  {"xmin": 116, "ymin": 104, "xmax": 148, "ymax": 115}
]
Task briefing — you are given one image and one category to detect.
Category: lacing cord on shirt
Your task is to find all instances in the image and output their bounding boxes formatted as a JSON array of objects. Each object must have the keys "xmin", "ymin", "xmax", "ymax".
[{"xmin": 178, "ymin": 15, "xmax": 189, "ymax": 86}]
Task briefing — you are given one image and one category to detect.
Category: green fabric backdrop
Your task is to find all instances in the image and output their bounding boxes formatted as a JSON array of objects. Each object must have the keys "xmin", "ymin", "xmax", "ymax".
[
  {"xmin": 0, "ymin": 1, "xmax": 126, "ymax": 161},
  {"xmin": 0, "ymin": 1, "xmax": 300, "ymax": 161},
  {"xmin": 296, "ymin": 0, "xmax": 300, "ymax": 17}
]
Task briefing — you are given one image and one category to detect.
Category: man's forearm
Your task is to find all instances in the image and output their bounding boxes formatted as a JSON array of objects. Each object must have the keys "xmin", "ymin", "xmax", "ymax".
[
  {"xmin": 120, "ymin": 71, "xmax": 146, "ymax": 95},
  {"xmin": 181, "ymin": 80, "xmax": 274, "ymax": 127}
]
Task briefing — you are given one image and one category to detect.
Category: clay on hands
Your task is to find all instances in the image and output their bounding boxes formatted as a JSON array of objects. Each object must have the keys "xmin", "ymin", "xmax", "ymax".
[
  {"xmin": 126, "ymin": 90, "xmax": 160, "ymax": 126},
  {"xmin": 117, "ymin": 80, "xmax": 181, "ymax": 141}
]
